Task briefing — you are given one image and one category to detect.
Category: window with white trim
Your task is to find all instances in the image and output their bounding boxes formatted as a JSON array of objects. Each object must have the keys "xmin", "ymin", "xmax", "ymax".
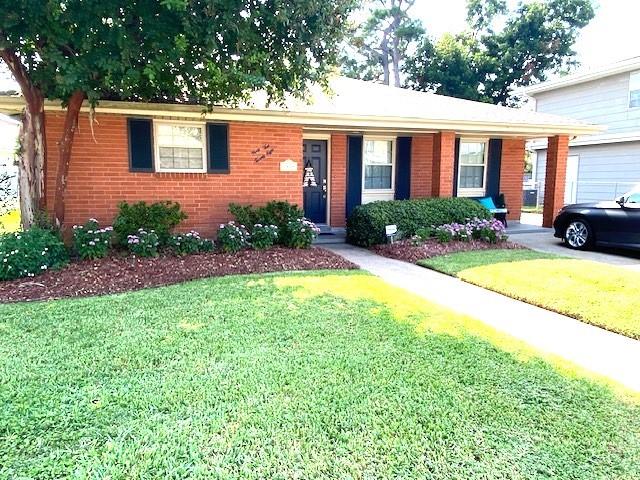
[
  {"xmin": 457, "ymin": 140, "xmax": 488, "ymax": 196},
  {"xmin": 155, "ymin": 122, "xmax": 206, "ymax": 172},
  {"xmin": 363, "ymin": 138, "xmax": 394, "ymax": 190},
  {"xmin": 630, "ymin": 71, "xmax": 640, "ymax": 108}
]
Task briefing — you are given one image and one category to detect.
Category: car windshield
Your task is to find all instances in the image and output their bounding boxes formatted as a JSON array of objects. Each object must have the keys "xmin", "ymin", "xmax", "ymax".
[{"xmin": 621, "ymin": 190, "xmax": 640, "ymax": 204}]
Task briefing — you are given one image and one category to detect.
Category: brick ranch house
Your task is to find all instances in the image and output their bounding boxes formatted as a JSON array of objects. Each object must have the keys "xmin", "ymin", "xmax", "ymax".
[{"xmin": 0, "ymin": 77, "xmax": 599, "ymax": 236}]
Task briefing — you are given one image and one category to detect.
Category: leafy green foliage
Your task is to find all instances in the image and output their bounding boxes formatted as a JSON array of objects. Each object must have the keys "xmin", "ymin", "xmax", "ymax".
[
  {"xmin": 250, "ymin": 224, "xmax": 279, "ymax": 250},
  {"xmin": 0, "ymin": 0, "xmax": 358, "ymax": 107},
  {"xmin": 346, "ymin": 198, "xmax": 491, "ymax": 246},
  {"xmin": 229, "ymin": 201, "xmax": 305, "ymax": 246},
  {"xmin": 404, "ymin": 0, "xmax": 595, "ymax": 105},
  {"xmin": 166, "ymin": 231, "xmax": 214, "ymax": 256},
  {"xmin": 283, "ymin": 218, "xmax": 320, "ymax": 249},
  {"xmin": 72, "ymin": 219, "xmax": 113, "ymax": 260},
  {"xmin": 126, "ymin": 228, "xmax": 160, "ymax": 257},
  {"xmin": 1, "ymin": 272, "xmax": 639, "ymax": 477},
  {"xmin": 217, "ymin": 222, "xmax": 250, "ymax": 253},
  {"xmin": 113, "ymin": 201, "xmax": 187, "ymax": 247},
  {"xmin": 0, "ymin": 228, "xmax": 68, "ymax": 280}
]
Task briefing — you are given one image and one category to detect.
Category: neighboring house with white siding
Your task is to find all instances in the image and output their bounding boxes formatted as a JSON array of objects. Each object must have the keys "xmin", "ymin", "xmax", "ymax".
[
  {"xmin": 526, "ymin": 57, "xmax": 640, "ymax": 204},
  {"xmin": 0, "ymin": 113, "xmax": 19, "ymax": 208}
]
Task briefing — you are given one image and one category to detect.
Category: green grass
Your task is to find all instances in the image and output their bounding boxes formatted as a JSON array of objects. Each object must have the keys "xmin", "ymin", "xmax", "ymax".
[
  {"xmin": 521, "ymin": 206, "xmax": 543, "ymax": 214},
  {"xmin": 418, "ymin": 249, "xmax": 558, "ymax": 276},
  {"xmin": 1, "ymin": 271, "xmax": 639, "ymax": 479},
  {"xmin": 420, "ymin": 249, "xmax": 640, "ymax": 339},
  {"xmin": 0, "ymin": 208, "xmax": 20, "ymax": 232}
]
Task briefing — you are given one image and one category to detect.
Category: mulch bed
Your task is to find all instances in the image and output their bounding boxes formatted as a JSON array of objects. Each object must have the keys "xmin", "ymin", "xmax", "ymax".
[
  {"xmin": 0, "ymin": 247, "xmax": 357, "ymax": 303},
  {"xmin": 371, "ymin": 239, "xmax": 524, "ymax": 264}
]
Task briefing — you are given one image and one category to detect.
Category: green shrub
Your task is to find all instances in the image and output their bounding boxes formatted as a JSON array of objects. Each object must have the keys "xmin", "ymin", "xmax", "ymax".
[
  {"xmin": 127, "ymin": 229, "xmax": 160, "ymax": 257},
  {"xmin": 72, "ymin": 219, "xmax": 113, "ymax": 260},
  {"xmin": 217, "ymin": 222, "xmax": 250, "ymax": 253},
  {"xmin": 113, "ymin": 201, "xmax": 187, "ymax": 246},
  {"xmin": 166, "ymin": 231, "xmax": 214, "ymax": 256},
  {"xmin": 346, "ymin": 198, "xmax": 491, "ymax": 247},
  {"xmin": 250, "ymin": 224, "xmax": 279, "ymax": 250},
  {"xmin": 0, "ymin": 228, "xmax": 68, "ymax": 280},
  {"xmin": 229, "ymin": 201, "xmax": 304, "ymax": 245},
  {"xmin": 283, "ymin": 218, "xmax": 320, "ymax": 249},
  {"xmin": 33, "ymin": 209, "xmax": 60, "ymax": 235},
  {"xmin": 227, "ymin": 204, "xmax": 259, "ymax": 231}
]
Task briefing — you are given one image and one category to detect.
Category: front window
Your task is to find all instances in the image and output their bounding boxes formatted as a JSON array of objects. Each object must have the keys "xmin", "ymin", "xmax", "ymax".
[
  {"xmin": 630, "ymin": 71, "xmax": 640, "ymax": 108},
  {"xmin": 155, "ymin": 122, "xmax": 206, "ymax": 172},
  {"xmin": 363, "ymin": 139, "xmax": 394, "ymax": 190},
  {"xmin": 457, "ymin": 140, "xmax": 487, "ymax": 196}
]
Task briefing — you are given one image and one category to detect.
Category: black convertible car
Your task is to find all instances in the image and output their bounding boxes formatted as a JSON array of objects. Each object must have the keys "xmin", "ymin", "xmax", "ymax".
[{"xmin": 553, "ymin": 190, "xmax": 640, "ymax": 250}]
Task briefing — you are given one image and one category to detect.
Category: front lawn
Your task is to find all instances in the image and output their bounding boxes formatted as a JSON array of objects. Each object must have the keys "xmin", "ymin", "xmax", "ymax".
[
  {"xmin": 1, "ymin": 271, "xmax": 639, "ymax": 478},
  {"xmin": 419, "ymin": 249, "xmax": 640, "ymax": 339}
]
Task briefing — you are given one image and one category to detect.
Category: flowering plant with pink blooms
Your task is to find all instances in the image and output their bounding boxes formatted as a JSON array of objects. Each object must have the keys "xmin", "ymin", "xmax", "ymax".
[
  {"xmin": 283, "ymin": 218, "xmax": 320, "ymax": 249},
  {"xmin": 435, "ymin": 217, "xmax": 507, "ymax": 244},
  {"xmin": 73, "ymin": 219, "xmax": 113, "ymax": 260},
  {"xmin": 127, "ymin": 228, "xmax": 160, "ymax": 257},
  {"xmin": 217, "ymin": 222, "xmax": 250, "ymax": 253}
]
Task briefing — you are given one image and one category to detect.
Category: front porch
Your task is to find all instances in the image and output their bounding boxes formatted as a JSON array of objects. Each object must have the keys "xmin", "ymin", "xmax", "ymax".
[{"xmin": 301, "ymin": 131, "xmax": 571, "ymax": 230}]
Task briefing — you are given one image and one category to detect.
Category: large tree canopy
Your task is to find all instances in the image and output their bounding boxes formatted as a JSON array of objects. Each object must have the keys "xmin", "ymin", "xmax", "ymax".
[
  {"xmin": 405, "ymin": 0, "xmax": 595, "ymax": 105},
  {"xmin": 340, "ymin": 0, "xmax": 424, "ymax": 87},
  {"xmin": 0, "ymin": 0, "xmax": 357, "ymax": 227}
]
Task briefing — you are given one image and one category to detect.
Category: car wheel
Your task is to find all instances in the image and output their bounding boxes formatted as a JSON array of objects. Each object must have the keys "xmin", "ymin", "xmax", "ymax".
[{"xmin": 564, "ymin": 219, "xmax": 592, "ymax": 250}]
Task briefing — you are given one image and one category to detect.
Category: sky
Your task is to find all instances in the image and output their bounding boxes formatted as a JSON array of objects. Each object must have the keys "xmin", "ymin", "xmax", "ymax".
[
  {"xmin": 412, "ymin": 0, "xmax": 639, "ymax": 72},
  {"xmin": 1, "ymin": 0, "xmax": 638, "ymax": 91}
]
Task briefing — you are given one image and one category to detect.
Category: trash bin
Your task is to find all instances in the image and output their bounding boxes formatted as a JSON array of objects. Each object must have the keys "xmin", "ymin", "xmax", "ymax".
[{"xmin": 522, "ymin": 189, "xmax": 538, "ymax": 207}]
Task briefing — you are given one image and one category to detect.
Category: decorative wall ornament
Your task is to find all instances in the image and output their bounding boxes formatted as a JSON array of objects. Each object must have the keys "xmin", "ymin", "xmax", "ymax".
[
  {"xmin": 280, "ymin": 159, "xmax": 298, "ymax": 172},
  {"xmin": 303, "ymin": 161, "xmax": 317, "ymax": 187},
  {"xmin": 252, "ymin": 143, "xmax": 275, "ymax": 163}
]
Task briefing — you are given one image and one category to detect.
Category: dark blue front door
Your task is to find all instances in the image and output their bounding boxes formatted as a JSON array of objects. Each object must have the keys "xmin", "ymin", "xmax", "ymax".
[{"xmin": 303, "ymin": 139, "xmax": 328, "ymax": 223}]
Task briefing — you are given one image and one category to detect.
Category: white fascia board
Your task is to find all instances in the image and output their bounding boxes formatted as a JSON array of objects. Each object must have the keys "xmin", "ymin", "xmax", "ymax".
[{"xmin": 0, "ymin": 96, "xmax": 603, "ymax": 138}]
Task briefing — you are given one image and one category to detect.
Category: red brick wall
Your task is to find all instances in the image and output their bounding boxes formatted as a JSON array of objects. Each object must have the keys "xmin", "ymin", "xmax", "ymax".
[
  {"xmin": 543, "ymin": 135, "xmax": 569, "ymax": 227},
  {"xmin": 44, "ymin": 112, "xmax": 304, "ymax": 237},
  {"xmin": 431, "ymin": 132, "xmax": 456, "ymax": 197},
  {"xmin": 410, "ymin": 134, "xmax": 434, "ymax": 198},
  {"xmin": 500, "ymin": 138, "xmax": 526, "ymax": 220},
  {"xmin": 330, "ymin": 134, "xmax": 347, "ymax": 227}
]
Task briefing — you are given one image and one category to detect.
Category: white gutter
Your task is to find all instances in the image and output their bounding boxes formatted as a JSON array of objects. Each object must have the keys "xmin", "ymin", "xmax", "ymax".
[{"xmin": 0, "ymin": 96, "xmax": 603, "ymax": 138}]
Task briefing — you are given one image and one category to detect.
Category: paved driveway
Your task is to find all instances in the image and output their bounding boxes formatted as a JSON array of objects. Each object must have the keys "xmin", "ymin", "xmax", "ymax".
[{"xmin": 511, "ymin": 228, "xmax": 640, "ymax": 270}]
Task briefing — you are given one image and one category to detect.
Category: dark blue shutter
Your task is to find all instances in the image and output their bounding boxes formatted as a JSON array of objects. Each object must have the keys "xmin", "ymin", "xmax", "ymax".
[
  {"xmin": 207, "ymin": 123, "xmax": 229, "ymax": 173},
  {"xmin": 395, "ymin": 137, "xmax": 412, "ymax": 200},
  {"xmin": 452, "ymin": 137, "xmax": 461, "ymax": 196},
  {"xmin": 128, "ymin": 118, "xmax": 154, "ymax": 172},
  {"xmin": 346, "ymin": 135, "xmax": 363, "ymax": 217},
  {"xmin": 486, "ymin": 139, "xmax": 502, "ymax": 199}
]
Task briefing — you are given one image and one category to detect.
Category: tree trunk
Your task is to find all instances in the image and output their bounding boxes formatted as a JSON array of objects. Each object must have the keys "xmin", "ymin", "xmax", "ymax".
[
  {"xmin": 380, "ymin": 35, "xmax": 391, "ymax": 85},
  {"xmin": 53, "ymin": 90, "xmax": 85, "ymax": 230},
  {"xmin": 1, "ymin": 48, "xmax": 46, "ymax": 229},
  {"xmin": 17, "ymin": 97, "xmax": 46, "ymax": 228}
]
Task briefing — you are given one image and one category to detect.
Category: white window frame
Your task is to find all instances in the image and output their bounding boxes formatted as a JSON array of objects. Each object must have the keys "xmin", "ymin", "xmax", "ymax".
[
  {"xmin": 629, "ymin": 71, "xmax": 640, "ymax": 109},
  {"xmin": 153, "ymin": 119, "xmax": 207, "ymax": 173},
  {"xmin": 456, "ymin": 138, "xmax": 489, "ymax": 198},
  {"xmin": 361, "ymin": 136, "xmax": 396, "ymax": 193}
]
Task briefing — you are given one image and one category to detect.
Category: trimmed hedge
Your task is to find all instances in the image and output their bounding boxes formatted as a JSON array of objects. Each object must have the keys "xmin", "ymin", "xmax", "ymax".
[{"xmin": 346, "ymin": 198, "xmax": 492, "ymax": 247}]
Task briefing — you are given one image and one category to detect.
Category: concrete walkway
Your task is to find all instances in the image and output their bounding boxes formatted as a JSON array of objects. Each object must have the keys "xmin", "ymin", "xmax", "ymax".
[{"xmin": 327, "ymin": 243, "xmax": 640, "ymax": 392}]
